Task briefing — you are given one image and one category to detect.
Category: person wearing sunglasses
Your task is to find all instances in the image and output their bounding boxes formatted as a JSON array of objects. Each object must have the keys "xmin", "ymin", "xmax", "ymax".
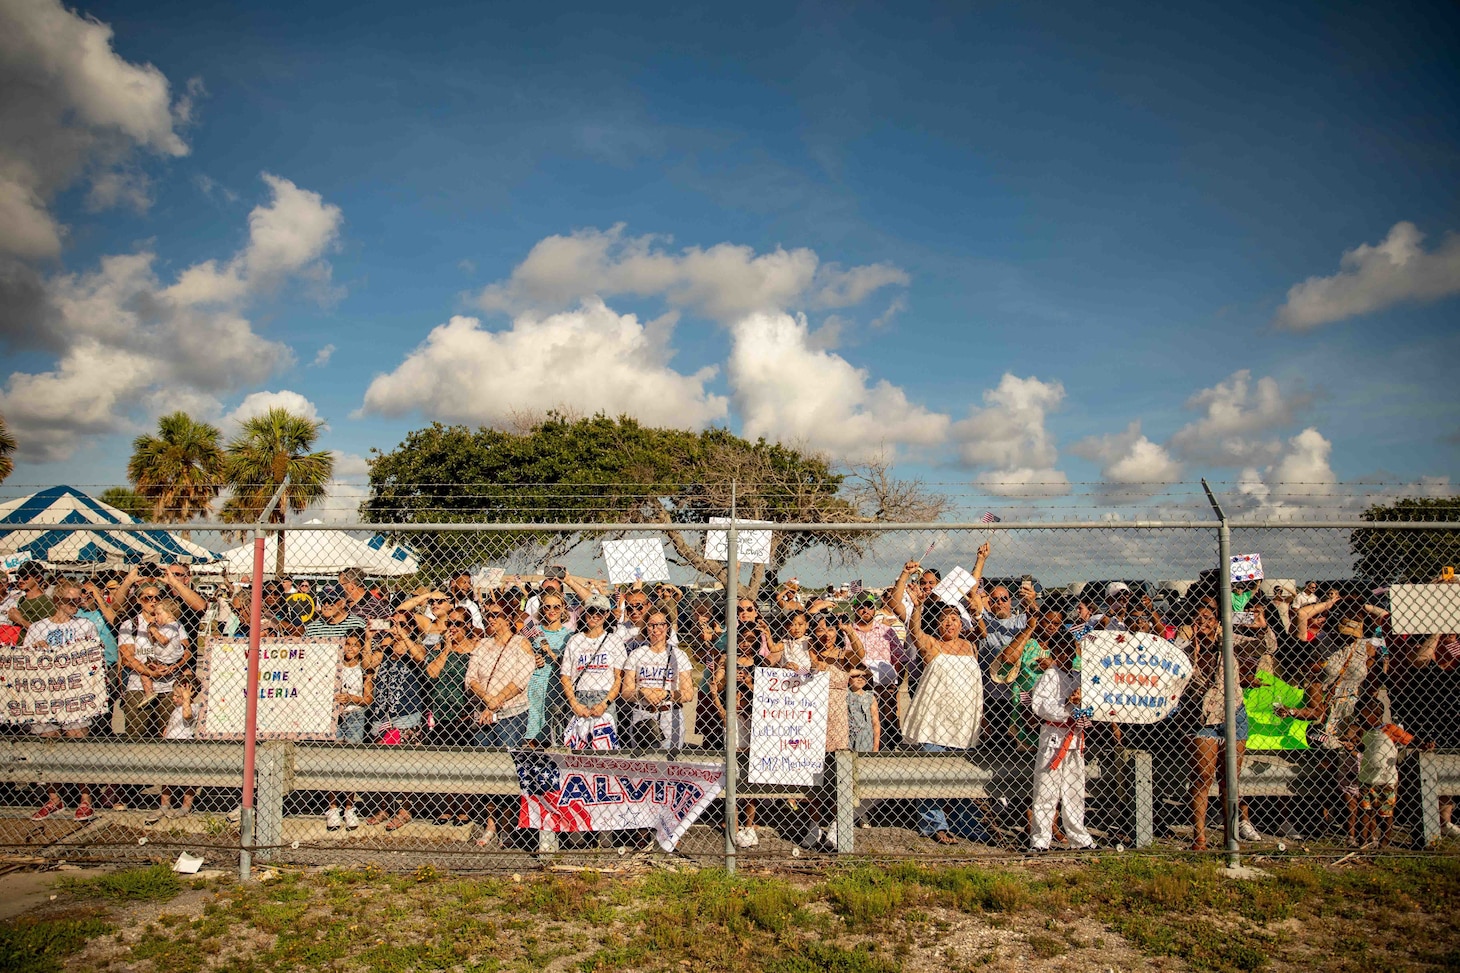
[
  {"xmin": 117, "ymin": 584, "xmax": 190, "ymax": 739},
  {"xmin": 7, "ymin": 562, "xmax": 54, "ymax": 631},
  {"xmin": 25, "ymin": 581, "xmax": 105, "ymax": 822},
  {"xmin": 466, "ymin": 597, "xmax": 534, "ymax": 845},
  {"xmin": 621, "ymin": 610, "xmax": 694, "ymax": 751},
  {"xmin": 423, "ymin": 609, "xmax": 481, "ymax": 827},
  {"xmin": 561, "ymin": 594, "xmax": 624, "ymax": 751},
  {"xmin": 524, "ymin": 592, "xmax": 574, "ymax": 748}
]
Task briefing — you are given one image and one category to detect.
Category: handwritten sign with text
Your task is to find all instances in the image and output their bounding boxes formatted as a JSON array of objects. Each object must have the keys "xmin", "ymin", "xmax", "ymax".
[{"xmin": 748, "ymin": 668, "xmax": 829, "ymax": 785}]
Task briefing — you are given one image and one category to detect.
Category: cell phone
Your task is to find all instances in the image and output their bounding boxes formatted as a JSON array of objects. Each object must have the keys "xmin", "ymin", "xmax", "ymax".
[
  {"xmin": 1020, "ymin": 574, "xmax": 1033, "ymax": 585},
  {"xmin": 369, "ymin": 619, "xmax": 390, "ymax": 632},
  {"xmin": 545, "ymin": 565, "xmax": 567, "ymax": 580},
  {"xmin": 1233, "ymin": 610, "xmax": 1256, "ymax": 626}
]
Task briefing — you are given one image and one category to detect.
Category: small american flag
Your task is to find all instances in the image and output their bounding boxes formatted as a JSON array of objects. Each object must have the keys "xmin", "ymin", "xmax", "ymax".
[
  {"xmin": 849, "ymin": 580, "xmax": 864, "ymax": 594},
  {"xmin": 980, "ymin": 512, "xmax": 1002, "ymax": 524}
]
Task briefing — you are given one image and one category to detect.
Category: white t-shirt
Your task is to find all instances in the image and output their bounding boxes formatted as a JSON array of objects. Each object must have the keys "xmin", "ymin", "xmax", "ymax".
[
  {"xmin": 23, "ymin": 615, "xmax": 101, "ymax": 651},
  {"xmin": 164, "ymin": 703, "xmax": 196, "ymax": 740},
  {"xmin": 118, "ymin": 615, "xmax": 190, "ymax": 693},
  {"xmin": 623, "ymin": 645, "xmax": 692, "ymax": 722},
  {"xmin": 564, "ymin": 631, "xmax": 626, "ymax": 695},
  {"xmin": 1358, "ymin": 726, "xmax": 1400, "ymax": 787}
]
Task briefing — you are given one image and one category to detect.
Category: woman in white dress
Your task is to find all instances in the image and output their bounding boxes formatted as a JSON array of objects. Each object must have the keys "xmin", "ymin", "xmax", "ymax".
[{"xmin": 903, "ymin": 593, "xmax": 984, "ymax": 845}]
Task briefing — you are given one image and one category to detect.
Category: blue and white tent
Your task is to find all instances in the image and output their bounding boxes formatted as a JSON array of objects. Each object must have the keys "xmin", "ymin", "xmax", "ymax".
[
  {"xmin": 0, "ymin": 485, "xmax": 219, "ymax": 566},
  {"xmin": 218, "ymin": 520, "xmax": 419, "ymax": 576}
]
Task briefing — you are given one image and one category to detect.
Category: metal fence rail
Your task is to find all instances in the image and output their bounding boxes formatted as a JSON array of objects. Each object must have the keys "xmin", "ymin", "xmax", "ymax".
[{"xmin": 3, "ymin": 502, "xmax": 1458, "ymax": 876}]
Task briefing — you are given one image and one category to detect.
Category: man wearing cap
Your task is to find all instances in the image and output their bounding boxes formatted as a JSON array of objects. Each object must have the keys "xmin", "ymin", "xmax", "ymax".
[
  {"xmin": 7, "ymin": 563, "xmax": 54, "ymax": 631},
  {"xmin": 304, "ymin": 584, "xmax": 368, "ymax": 639},
  {"xmin": 850, "ymin": 592, "xmax": 905, "ymax": 746}
]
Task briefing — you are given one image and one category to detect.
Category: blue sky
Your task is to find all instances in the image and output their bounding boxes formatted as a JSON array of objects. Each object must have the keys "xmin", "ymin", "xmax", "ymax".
[{"xmin": 3, "ymin": 0, "xmax": 1458, "ymax": 516}]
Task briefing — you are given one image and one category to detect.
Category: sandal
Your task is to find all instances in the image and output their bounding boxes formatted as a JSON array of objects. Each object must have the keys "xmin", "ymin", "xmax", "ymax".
[
  {"xmin": 435, "ymin": 815, "xmax": 454, "ymax": 826},
  {"xmin": 365, "ymin": 808, "xmax": 393, "ymax": 826},
  {"xmin": 456, "ymin": 814, "xmax": 473, "ymax": 826},
  {"xmin": 1190, "ymin": 836, "xmax": 1208, "ymax": 851},
  {"xmin": 474, "ymin": 821, "xmax": 498, "ymax": 847},
  {"xmin": 384, "ymin": 809, "xmax": 412, "ymax": 832},
  {"xmin": 932, "ymin": 830, "xmax": 958, "ymax": 845}
]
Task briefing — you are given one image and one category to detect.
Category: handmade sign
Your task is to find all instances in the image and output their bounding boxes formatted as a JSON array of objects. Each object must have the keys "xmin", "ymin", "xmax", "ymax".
[
  {"xmin": 1, "ymin": 551, "xmax": 33, "ymax": 571},
  {"xmin": 513, "ymin": 749, "xmax": 724, "ymax": 851},
  {"xmin": 198, "ymin": 637, "xmax": 338, "ymax": 739},
  {"xmin": 704, "ymin": 517, "xmax": 775, "ymax": 565},
  {"xmin": 1079, "ymin": 630, "xmax": 1192, "ymax": 724},
  {"xmin": 0, "ymin": 634, "xmax": 107, "ymax": 724},
  {"xmin": 932, "ymin": 565, "xmax": 978, "ymax": 607},
  {"xmin": 470, "ymin": 565, "xmax": 506, "ymax": 591},
  {"xmin": 748, "ymin": 667, "xmax": 830, "ymax": 785},
  {"xmin": 1387, "ymin": 583, "xmax": 1460, "ymax": 635},
  {"xmin": 1229, "ymin": 553, "xmax": 1264, "ymax": 583},
  {"xmin": 602, "ymin": 538, "xmax": 671, "ymax": 586}
]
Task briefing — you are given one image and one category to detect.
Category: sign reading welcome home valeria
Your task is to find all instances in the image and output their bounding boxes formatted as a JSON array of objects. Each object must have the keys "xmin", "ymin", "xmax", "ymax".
[{"xmin": 198, "ymin": 637, "xmax": 339, "ymax": 739}]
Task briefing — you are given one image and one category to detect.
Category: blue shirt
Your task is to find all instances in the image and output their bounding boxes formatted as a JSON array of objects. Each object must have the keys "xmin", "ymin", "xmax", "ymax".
[{"xmin": 77, "ymin": 608, "xmax": 118, "ymax": 665}]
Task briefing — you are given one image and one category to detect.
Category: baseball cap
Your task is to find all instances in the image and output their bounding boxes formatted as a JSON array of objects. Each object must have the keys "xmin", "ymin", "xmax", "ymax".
[
  {"xmin": 585, "ymin": 593, "xmax": 613, "ymax": 612},
  {"xmin": 1105, "ymin": 582, "xmax": 1131, "ymax": 597},
  {"xmin": 316, "ymin": 583, "xmax": 348, "ymax": 604},
  {"xmin": 854, "ymin": 593, "xmax": 878, "ymax": 606}
]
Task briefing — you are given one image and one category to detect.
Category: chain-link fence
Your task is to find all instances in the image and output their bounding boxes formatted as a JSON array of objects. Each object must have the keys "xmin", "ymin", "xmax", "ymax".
[{"xmin": 3, "ymin": 493, "xmax": 1459, "ymax": 874}]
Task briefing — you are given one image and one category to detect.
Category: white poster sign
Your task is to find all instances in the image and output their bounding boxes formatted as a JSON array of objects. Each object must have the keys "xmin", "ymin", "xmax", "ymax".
[
  {"xmin": 932, "ymin": 565, "xmax": 977, "ymax": 606},
  {"xmin": 1, "ymin": 551, "xmax": 33, "ymax": 571},
  {"xmin": 1079, "ymin": 630, "xmax": 1192, "ymax": 724},
  {"xmin": 749, "ymin": 668, "xmax": 829, "ymax": 785},
  {"xmin": 1229, "ymin": 553, "xmax": 1265, "ymax": 583},
  {"xmin": 198, "ymin": 637, "xmax": 339, "ymax": 739},
  {"xmin": 602, "ymin": 539, "xmax": 671, "ymax": 586},
  {"xmin": 704, "ymin": 518, "xmax": 775, "ymax": 565},
  {"xmin": 471, "ymin": 565, "xmax": 506, "ymax": 591},
  {"xmin": 0, "ymin": 635, "xmax": 107, "ymax": 725},
  {"xmin": 1388, "ymin": 583, "xmax": 1460, "ymax": 635}
]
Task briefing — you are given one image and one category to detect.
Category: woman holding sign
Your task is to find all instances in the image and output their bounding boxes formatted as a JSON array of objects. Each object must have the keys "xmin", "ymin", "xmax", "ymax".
[
  {"xmin": 26, "ymin": 581, "xmax": 103, "ymax": 822},
  {"xmin": 903, "ymin": 594, "xmax": 985, "ymax": 845}
]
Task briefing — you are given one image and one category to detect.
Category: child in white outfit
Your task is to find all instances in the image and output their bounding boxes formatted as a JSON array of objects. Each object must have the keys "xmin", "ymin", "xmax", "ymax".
[
  {"xmin": 147, "ymin": 674, "xmax": 198, "ymax": 824},
  {"xmin": 1029, "ymin": 637, "xmax": 1094, "ymax": 852}
]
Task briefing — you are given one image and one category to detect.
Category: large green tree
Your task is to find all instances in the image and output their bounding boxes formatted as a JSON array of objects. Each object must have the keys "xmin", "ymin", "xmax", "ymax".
[
  {"xmin": 363, "ymin": 413, "xmax": 947, "ymax": 594},
  {"xmin": 126, "ymin": 412, "xmax": 226, "ymax": 527},
  {"xmin": 0, "ymin": 414, "xmax": 14, "ymax": 484},
  {"xmin": 1351, "ymin": 496, "xmax": 1460, "ymax": 584},
  {"xmin": 223, "ymin": 408, "xmax": 334, "ymax": 577}
]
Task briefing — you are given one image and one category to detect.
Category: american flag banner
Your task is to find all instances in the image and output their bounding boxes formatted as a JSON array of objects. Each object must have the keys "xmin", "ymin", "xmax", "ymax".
[
  {"xmin": 980, "ymin": 511, "xmax": 1002, "ymax": 523},
  {"xmin": 512, "ymin": 749, "xmax": 725, "ymax": 851}
]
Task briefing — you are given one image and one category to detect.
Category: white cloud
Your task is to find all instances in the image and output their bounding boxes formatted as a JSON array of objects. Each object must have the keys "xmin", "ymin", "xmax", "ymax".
[
  {"xmin": 0, "ymin": 174, "xmax": 341, "ymax": 461},
  {"xmin": 1276, "ymin": 221, "xmax": 1460, "ymax": 329},
  {"xmin": 225, "ymin": 390, "xmax": 323, "ymax": 429},
  {"xmin": 360, "ymin": 301, "xmax": 728, "ymax": 430},
  {"xmin": 1071, "ymin": 420, "xmax": 1183, "ymax": 500},
  {"xmin": 727, "ymin": 312, "xmax": 950, "ymax": 461},
  {"xmin": 292, "ymin": 450, "xmax": 370, "ymax": 525},
  {"xmin": 0, "ymin": 0, "xmax": 188, "ymax": 262},
  {"xmin": 311, "ymin": 343, "xmax": 336, "ymax": 367},
  {"xmin": 1167, "ymin": 370, "xmax": 1304, "ymax": 465},
  {"xmin": 473, "ymin": 224, "xmax": 906, "ymax": 323},
  {"xmin": 972, "ymin": 467, "xmax": 1072, "ymax": 498}
]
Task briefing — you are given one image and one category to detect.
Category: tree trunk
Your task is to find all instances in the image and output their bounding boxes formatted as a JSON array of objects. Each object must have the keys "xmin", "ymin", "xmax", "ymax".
[{"xmin": 273, "ymin": 503, "xmax": 286, "ymax": 580}]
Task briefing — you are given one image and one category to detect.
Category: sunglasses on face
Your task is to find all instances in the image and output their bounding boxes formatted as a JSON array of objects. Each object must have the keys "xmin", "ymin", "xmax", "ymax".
[
  {"xmin": 541, "ymin": 603, "xmax": 564, "ymax": 610},
  {"xmin": 139, "ymin": 594, "xmax": 160, "ymax": 602},
  {"xmin": 483, "ymin": 611, "xmax": 506, "ymax": 619},
  {"xmin": 647, "ymin": 621, "xmax": 670, "ymax": 628},
  {"xmin": 991, "ymin": 594, "xmax": 1011, "ymax": 602},
  {"xmin": 737, "ymin": 606, "xmax": 756, "ymax": 613},
  {"xmin": 447, "ymin": 619, "xmax": 469, "ymax": 629},
  {"xmin": 429, "ymin": 598, "xmax": 450, "ymax": 605}
]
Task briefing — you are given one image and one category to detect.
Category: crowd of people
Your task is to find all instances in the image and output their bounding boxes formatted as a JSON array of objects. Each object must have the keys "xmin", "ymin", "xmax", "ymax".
[{"xmin": 3, "ymin": 544, "xmax": 1457, "ymax": 853}]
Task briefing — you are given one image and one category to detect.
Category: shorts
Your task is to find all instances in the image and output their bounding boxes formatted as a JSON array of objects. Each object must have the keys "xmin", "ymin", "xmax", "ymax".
[
  {"xmin": 1196, "ymin": 704, "xmax": 1249, "ymax": 742},
  {"xmin": 30, "ymin": 718, "xmax": 91, "ymax": 735},
  {"xmin": 1360, "ymin": 783, "xmax": 1397, "ymax": 817}
]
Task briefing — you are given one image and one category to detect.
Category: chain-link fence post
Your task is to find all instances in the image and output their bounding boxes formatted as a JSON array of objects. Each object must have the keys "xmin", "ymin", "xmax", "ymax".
[
  {"xmin": 723, "ymin": 502, "xmax": 740, "ymax": 873},
  {"xmin": 1203, "ymin": 479, "xmax": 1241, "ymax": 867},
  {"xmin": 240, "ymin": 479, "xmax": 288, "ymax": 882}
]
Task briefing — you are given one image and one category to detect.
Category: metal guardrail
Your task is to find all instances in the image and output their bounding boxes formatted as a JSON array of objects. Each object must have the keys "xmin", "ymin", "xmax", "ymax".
[{"xmin": 5, "ymin": 742, "xmax": 1456, "ymax": 855}]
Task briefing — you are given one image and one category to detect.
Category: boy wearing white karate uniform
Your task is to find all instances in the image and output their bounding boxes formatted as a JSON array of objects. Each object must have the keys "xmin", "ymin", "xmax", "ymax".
[{"xmin": 1029, "ymin": 637, "xmax": 1095, "ymax": 852}]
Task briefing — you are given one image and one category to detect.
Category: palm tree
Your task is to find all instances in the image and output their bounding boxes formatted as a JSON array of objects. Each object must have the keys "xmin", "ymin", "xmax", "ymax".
[
  {"xmin": 126, "ymin": 413, "xmax": 225, "ymax": 528},
  {"xmin": 99, "ymin": 487, "xmax": 151, "ymax": 521},
  {"xmin": 223, "ymin": 407, "xmax": 334, "ymax": 578},
  {"xmin": 0, "ymin": 414, "xmax": 15, "ymax": 484}
]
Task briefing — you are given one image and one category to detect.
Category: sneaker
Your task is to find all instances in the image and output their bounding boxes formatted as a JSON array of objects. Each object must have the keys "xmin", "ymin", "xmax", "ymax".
[
  {"xmin": 822, "ymin": 822, "xmax": 839, "ymax": 850},
  {"xmin": 1238, "ymin": 820, "xmax": 1263, "ymax": 842},
  {"xmin": 1283, "ymin": 823, "xmax": 1304, "ymax": 840},
  {"xmin": 343, "ymin": 807, "xmax": 361, "ymax": 831},
  {"xmin": 31, "ymin": 801, "xmax": 65, "ymax": 821},
  {"xmin": 225, "ymin": 805, "xmax": 242, "ymax": 823},
  {"xmin": 1441, "ymin": 821, "xmax": 1460, "ymax": 838},
  {"xmin": 325, "ymin": 807, "xmax": 344, "ymax": 831},
  {"xmin": 734, "ymin": 827, "xmax": 759, "ymax": 848},
  {"xmin": 75, "ymin": 804, "xmax": 96, "ymax": 822}
]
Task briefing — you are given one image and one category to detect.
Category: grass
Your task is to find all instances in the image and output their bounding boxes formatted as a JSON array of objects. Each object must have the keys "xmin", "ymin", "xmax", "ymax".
[
  {"xmin": 57, "ymin": 864, "xmax": 183, "ymax": 902},
  {"xmin": 0, "ymin": 914, "xmax": 113, "ymax": 973},
  {"xmin": 11, "ymin": 855, "xmax": 1460, "ymax": 972}
]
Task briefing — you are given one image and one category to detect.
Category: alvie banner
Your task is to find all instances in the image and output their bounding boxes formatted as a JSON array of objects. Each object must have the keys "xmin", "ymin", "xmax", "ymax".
[{"xmin": 512, "ymin": 750, "xmax": 725, "ymax": 851}]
